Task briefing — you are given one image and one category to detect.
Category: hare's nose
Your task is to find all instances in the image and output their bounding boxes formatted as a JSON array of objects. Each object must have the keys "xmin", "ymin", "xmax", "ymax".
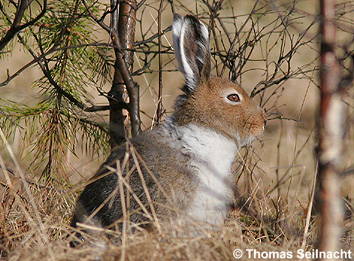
[
  {"xmin": 257, "ymin": 106, "xmax": 266, "ymax": 118},
  {"xmin": 257, "ymin": 106, "xmax": 267, "ymax": 128}
]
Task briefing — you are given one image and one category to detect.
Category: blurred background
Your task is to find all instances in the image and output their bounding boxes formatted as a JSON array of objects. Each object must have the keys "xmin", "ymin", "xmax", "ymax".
[
  {"xmin": 0, "ymin": 0, "xmax": 353, "ymax": 259},
  {"xmin": 1, "ymin": 0, "xmax": 352, "ymax": 198}
]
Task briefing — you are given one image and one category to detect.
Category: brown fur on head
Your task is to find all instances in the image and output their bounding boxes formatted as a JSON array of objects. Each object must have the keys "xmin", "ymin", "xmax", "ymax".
[
  {"xmin": 174, "ymin": 77, "xmax": 265, "ymax": 144},
  {"xmin": 172, "ymin": 15, "xmax": 265, "ymax": 145}
]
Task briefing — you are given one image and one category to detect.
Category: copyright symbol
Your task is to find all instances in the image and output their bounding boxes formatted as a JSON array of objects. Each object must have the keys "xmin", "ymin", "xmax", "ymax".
[{"xmin": 233, "ymin": 249, "xmax": 243, "ymax": 259}]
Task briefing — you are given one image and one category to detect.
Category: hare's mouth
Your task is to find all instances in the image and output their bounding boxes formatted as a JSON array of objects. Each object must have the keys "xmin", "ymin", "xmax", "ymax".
[
  {"xmin": 246, "ymin": 121, "xmax": 265, "ymax": 136},
  {"xmin": 253, "ymin": 124, "xmax": 265, "ymax": 136},
  {"xmin": 236, "ymin": 124, "xmax": 264, "ymax": 147}
]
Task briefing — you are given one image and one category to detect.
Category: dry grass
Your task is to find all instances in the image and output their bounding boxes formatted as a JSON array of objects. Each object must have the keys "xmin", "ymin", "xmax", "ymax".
[
  {"xmin": 0, "ymin": 126, "xmax": 352, "ymax": 260},
  {"xmin": 0, "ymin": 0, "xmax": 353, "ymax": 260}
]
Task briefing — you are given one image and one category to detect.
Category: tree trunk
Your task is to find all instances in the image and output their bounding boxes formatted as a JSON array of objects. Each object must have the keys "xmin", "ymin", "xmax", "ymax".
[
  {"xmin": 317, "ymin": 0, "xmax": 345, "ymax": 259},
  {"xmin": 108, "ymin": 0, "xmax": 137, "ymax": 148}
]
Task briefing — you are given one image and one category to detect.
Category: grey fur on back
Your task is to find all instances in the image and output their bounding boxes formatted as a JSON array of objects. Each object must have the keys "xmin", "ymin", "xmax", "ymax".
[{"xmin": 70, "ymin": 122, "xmax": 197, "ymax": 231}]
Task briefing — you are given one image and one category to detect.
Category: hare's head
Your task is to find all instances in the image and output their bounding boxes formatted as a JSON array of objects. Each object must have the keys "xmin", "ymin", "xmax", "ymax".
[{"xmin": 172, "ymin": 15, "xmax": 266, "ymax": 145}]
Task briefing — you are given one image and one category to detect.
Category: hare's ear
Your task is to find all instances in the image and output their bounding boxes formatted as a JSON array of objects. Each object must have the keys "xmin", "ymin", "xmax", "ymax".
[{"xmin": 173, "ymin": 14, "xmax": 211, "ymax": 94}]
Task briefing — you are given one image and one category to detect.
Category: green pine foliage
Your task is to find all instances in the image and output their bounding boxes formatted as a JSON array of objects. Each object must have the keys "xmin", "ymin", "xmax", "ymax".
[{"xmin": 0, "ymin": 0, "xmax": 112, "ymax": 181}]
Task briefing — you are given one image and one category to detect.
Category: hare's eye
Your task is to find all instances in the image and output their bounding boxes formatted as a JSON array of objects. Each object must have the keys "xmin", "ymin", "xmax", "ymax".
[{"xmin": 227, "ymin": 94, "xmax": 240, "ymax": 103}]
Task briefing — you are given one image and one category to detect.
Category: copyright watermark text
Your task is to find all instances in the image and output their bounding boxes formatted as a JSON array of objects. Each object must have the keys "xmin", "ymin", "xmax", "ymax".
[{"xmin": 233, "ymin": 248, "xmax": 352, "ymax": 259}]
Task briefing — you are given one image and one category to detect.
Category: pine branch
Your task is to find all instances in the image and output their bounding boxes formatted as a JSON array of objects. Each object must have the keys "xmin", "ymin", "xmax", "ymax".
[{"xmin": 0, "ymin": 0, "xmax": 47, "ymax": 51}]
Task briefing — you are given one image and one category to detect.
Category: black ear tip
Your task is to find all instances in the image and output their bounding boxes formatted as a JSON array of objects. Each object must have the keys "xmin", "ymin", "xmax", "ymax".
[
  {"xmin": 173, "ymin": 14, "xmax": 182, "ymax": 23},
  {"xmin": 174, "ymin": 14, "xmax": 201, "ymax": 25},
  {"xmin": 184, "ymin": 15, "xmax": 200, "ymax": 24}
]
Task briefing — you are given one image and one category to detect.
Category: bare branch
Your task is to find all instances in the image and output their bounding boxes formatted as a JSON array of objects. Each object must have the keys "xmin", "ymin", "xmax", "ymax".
[
  {"xmin": 154, "ymin": 0, "xmax": 164, "ymax": 125},
  {"xmin": 82, "ymin": 0, "xmax": 141, "ymax": 147},
  {"xmin": 0, "ymin": 0, "xmax": 47, "ymax": 51}
]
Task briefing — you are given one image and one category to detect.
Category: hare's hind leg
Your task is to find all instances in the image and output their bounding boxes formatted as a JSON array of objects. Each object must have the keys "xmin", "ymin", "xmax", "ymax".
[{"xmin": 70, "ymin": 172, "xmax": 122, "ymax": 240}]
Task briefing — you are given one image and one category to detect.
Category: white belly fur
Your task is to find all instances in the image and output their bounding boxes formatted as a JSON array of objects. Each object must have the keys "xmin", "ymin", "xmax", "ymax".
[{"xmin": 178, "ymin": 124, "xmax": 237, "ymax": 226}]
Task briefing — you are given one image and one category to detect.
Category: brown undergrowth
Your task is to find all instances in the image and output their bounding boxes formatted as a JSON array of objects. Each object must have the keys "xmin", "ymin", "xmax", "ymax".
[{"xmin": 0, "ymin": 138, "xmax": 352, "ymax": 261}]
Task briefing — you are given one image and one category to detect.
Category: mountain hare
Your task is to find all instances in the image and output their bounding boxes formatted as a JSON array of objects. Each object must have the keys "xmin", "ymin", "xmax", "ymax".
[{"xmin": 71, "ymin": 14, "xmax": 266, "ymax": 237}]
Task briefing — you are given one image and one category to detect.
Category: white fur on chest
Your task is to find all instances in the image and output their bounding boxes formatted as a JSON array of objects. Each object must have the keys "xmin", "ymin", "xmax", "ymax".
[{"xmin": 178, "ymin": 124, "xmax": 237, "ymax": 226}]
